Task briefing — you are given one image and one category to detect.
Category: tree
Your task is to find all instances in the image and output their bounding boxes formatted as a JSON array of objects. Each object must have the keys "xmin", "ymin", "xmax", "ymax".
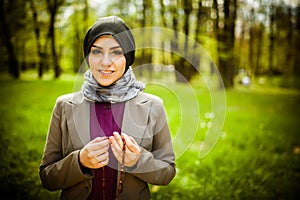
[
  {"xmin": 268, "ymin": 3, "xmax": 277, "ymax": 75},
  {"xmin": 46, "ymin": 0, "xmax": 64, "ymax": 78},
  {"xmin": 176, "ymin": 0, "xmax": 199, "ymax": 82},
  {"xmin": 294, "ymin": 3, "xmax": 300, "ymax": 75},
  {"xmin": 214, "ymin": 0, "xmax": 237, "ymax": 88},
  {"xmin": 71, "ymin": 0, "xmax": 89, "ymax": 73},
  {"xmin": 141, "ymin": 0, "xmax": 153, "ymax": 80},
  {"xmin": 248, "ymin": 7, "xmax": 264, "ymax": 76},
  {"xmin": 0, "ymin": 0, "xmax": 22, "ymax": 78},
  {"xmin": 159, "ymin": 0, "xmax": 168, "ymax": 66},
  {"xmin": 170, "ymin": 0, "xmax": 180, "ymax": 81},
  {"xmin": 29, "ymin": 0, "xmax": 47, "ymax": 78}
]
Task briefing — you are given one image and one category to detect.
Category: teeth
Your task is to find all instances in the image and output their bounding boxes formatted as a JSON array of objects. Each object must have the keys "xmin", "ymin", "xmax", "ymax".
[{"xmin": 100, "ymin": 70, "xmax": 113, "ymax": 74}]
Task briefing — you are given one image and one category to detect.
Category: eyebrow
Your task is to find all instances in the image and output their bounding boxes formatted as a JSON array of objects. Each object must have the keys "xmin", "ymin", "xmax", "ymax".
[{"xmin": 91, "ymin": 45, "xmax": 122, "ymax": 50}]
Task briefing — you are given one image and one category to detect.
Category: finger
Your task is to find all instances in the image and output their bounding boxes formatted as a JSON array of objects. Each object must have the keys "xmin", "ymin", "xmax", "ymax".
[
  {"xmin": 108, "ymin": 135, "xmax": 118, "ymax": 148},
  {"xmin": 95, "ymin": 151, "xmax": 109, "ymax": 163},
  {"xmin": 108, "ymin": 135, "xmax": 115, "ymax": 144},
  {"xmin": 113, "ymin": 132, "xmax": 124, "ymax": 148},
  {"xmin": 92, "ymin": 145, "xmax": 109, "ymax": 157},
  {"xmin": 109, "ymin": 136, "xmax": 122, "ymax": 155},
  {"xmin": 80, "ymin": 148, "xmax": 109, "ymax": 169},
  {"xmin": 100, "ymin": 156, "xmax": 109, "ymax": 166},
  {"xmin": 90, "ymin": 136, "xmax": 108, "ymax": 143},
  {"xmin": 93, "ymin": 155, "xmax": 109, "ymax": 169},
  {"xmin": 88, "ymin": 138, "xmax": 110, "ymax": 151},
  {"xmin": 121, "ymin": 133, "xmax": 140, "ymax": 153},
  {"xmin": 110, "ymin": 142, "xmax": 122, "ymax": 162}
]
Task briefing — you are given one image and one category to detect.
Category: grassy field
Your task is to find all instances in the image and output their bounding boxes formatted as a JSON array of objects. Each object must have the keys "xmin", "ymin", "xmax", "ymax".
[{"xmin": 0, "ymin": 74, "xmax": 299, "ymax": 199}]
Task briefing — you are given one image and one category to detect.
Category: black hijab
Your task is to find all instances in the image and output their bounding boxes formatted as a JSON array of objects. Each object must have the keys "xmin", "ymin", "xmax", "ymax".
[{"xmin": 83, "ymin": 16, "xmax": 136, "ymax": 71}]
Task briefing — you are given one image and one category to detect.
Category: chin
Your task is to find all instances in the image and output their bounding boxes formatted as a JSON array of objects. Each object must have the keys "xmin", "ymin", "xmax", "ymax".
[
  {"xmin": 99, "ymin": 82, "xmax": 112, "ymax": 87},
  {"xmin": 97, "ymin": 79, "xmax": 115, "ymax": 87}
]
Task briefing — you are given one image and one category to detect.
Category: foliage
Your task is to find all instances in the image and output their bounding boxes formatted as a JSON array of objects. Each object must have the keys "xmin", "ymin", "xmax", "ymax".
[
  {"xmin": 1, "ymin": 0, "xmax": 300, "ymax": 87},
  {"xmin": 149, "ymin": 77, "xmax": 300, "ymax": 199},
  {"xmin": 0, "ymin": 77, "xmax": 73, "ymax": 199},
  {"xmin": 0, "ymin": 73, "xmax": 299, "ymax": 199}
]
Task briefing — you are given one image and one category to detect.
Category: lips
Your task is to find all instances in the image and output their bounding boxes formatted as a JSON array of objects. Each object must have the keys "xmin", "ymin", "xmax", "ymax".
[{"xmin": 99, "ymin": 70, "xmax": 114, "ymax": 75}]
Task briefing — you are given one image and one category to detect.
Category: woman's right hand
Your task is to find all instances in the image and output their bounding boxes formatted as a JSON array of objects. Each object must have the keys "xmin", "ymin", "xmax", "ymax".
[{"xmin": 79, "ymin": 137, "xmax": 110, "ymax": 169}]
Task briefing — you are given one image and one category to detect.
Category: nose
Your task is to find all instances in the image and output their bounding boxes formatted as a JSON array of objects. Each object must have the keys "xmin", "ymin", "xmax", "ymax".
[{"xmin": 101, "ymin": 52, "xmax": 112, "ymax": 66}]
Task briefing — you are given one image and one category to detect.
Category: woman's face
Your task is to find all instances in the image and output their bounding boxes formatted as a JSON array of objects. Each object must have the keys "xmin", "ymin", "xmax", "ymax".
[{"xmin": 88, "ymin": 35, "xmax": 126, "ymax": 86}]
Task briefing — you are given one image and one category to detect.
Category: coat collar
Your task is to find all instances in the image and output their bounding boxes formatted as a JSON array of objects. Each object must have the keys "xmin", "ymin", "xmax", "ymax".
[{"xmin": 65, "ymin": 92, "xmax": 151, "ymax": 147}]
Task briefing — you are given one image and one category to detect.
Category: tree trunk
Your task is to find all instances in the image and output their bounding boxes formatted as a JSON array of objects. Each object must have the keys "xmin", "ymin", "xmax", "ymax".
[
  {"xmin": 255, "ymin": 24, "xmax": 264, "ymax": 76},
  {"xmin": 248, "ymin": 8, "xmax": 255, "ymax": 75},
  {"xmin": 293, "ymin": 4, "xmax": 300, "ymax": 75},
  {"xmin": 83, "ymin": 0, "xmax": 88, "ymax": 32},
  {"xmin": 139, "ymin": 0, "xmax": 153, "ymax": 80},
  {"xmin": 173, "ymin": 0, "xmax": 197, "ymax": 83},
  {"xmin": 73, "ymin": 20, "xmax": 81, "ymax": 72},
  {"xmin": 170, "ymin": 1, "xmax": 182, "ymax": 82},
  {"xmin": 192, "ymin": 0, "xmax": 203, "ymax": 72},
  {"xmin": 73, "ymin": 10, "xmax": 82, "ymax": 73},
  {"xmin": 214, "ymin": 0, "xmax": 237, "ymax": 88},
  {"xmin": 268, "ymin": 3, "xmax": 275, "ymax": 75},
  {"xmin": 159, "ymin": 0, "xmax": 167, "ymax": 27},
  {"xmin": 73, "ymin": 0, "xmax": 88, "ymax": 73},
  {"xmin": 159, "ymin": 0, "xmax": 167, "ymax": 65},
  {"xmin": 46, "ymin": 0, "xmax": 62, "ymax": 78},
  {"xmin": 50, "ymin": 10, "xmax": 61, "ymax": 78},
  {"xmin": 29, "ymin": 0, "xmax": 45, "ymax": 78},
  {"xmin": 0, "ymin": 0, "xmax": 19, "ymax": 78}
]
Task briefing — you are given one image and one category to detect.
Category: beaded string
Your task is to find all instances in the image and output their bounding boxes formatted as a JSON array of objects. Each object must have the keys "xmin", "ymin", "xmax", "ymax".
[
  {"xmin": 101, "ymin": 136, "xmax": 108, "ymax": 200},
  {"xmin": 115, "ymin": 135, "xmax": 126, "ymax": 200},
  {"xmin": 102, "ymin": 166, "xmax": 105, "ymax": 200}
]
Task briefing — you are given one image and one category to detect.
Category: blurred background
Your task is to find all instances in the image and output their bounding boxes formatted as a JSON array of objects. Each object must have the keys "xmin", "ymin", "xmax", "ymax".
[
  {"xmin": 0, "ymin": 0, "xmax": 299, "ymax": 199},
  {"xmin": 1, "ymin": 0, "xmax": 300, "ymax": 86}
]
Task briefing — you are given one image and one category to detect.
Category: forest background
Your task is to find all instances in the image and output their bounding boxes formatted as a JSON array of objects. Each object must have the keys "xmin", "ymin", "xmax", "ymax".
[
  {"xmin": 1, "ymin": 0, "xmax": 300, "ymax": 87},
  {"xmin": 0, "ymin": 0, "xmax": 300, "ymax": 199}
]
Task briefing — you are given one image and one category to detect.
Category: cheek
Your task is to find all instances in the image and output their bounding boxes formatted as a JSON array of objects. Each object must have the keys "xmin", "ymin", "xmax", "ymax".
[
  {"xmin": 116, "ymin": 57, "xmax": 126, "ymax": 72},
  {"xmin": 88, "ymin": 56, "xmax": 96, "ymax": 68}
]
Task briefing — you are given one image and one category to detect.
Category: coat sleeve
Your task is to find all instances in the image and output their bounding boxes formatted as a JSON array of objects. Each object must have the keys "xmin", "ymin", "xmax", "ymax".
[
  {"xmin": 125, "ymin": 100, "xmax": 176, "ymax": 186},
  {"xmin": 39, "ymin": 97, "xmax": 92, "ymax": 191}
]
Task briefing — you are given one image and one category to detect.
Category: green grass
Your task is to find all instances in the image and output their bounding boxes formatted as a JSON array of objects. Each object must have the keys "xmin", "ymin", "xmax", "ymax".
[{"xmin": 0, "ymin": 74, "xmax": 299, "ymax": 199}]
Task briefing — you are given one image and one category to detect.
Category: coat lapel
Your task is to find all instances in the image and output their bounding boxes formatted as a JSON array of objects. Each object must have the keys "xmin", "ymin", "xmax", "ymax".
[
  {"xmin": 121, "ymin": 93, "xmax": 151, "ymax": 145},
  {"xmin": 65, "ymin": 92, "xmax": 91, "ymax": 148},
  {"xmin": 64, "ymin": 92, "xmax": 151, "ymax": 148}
]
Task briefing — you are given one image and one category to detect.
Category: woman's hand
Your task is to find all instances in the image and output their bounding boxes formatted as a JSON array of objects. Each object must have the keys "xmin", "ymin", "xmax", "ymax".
[
  {"xmin": 109, "ymin": 132, "xmax": 141, "ymax": 167},
  {"xmin": 79, "ymin": 137, "xmax": 110, "ymax": 169}
]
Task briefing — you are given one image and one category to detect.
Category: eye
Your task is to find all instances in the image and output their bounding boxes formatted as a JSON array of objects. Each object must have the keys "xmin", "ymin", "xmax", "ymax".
[
  {"xmin": 112, "ymin": 50, "xmax": 123, "ymax": 56},
  {"xmin": 91, "ymin": 49, "xmax": 102, "ymax": 55}
]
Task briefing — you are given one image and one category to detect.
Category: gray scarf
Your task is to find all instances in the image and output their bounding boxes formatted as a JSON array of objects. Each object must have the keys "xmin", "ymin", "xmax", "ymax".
[{"xmin": 81, "ymin": 68, "xmax": 145, "ymax": 103}]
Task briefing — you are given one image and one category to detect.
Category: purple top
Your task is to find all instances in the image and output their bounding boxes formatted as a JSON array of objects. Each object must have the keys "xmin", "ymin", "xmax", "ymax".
[{"xmin": 89, "ymin": 102, "xmax": 125, "ymax": 200}]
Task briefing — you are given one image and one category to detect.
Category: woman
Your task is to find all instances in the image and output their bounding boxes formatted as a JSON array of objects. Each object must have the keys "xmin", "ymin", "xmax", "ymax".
[{"xmin": 39, "ymin": 16, "xmax": 176, "ymax": 200}]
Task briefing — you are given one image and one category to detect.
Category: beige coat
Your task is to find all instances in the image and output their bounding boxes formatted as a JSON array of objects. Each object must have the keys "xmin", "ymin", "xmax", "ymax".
[{"xmin": 39, "ymin": 91, "xmax": 176, "ymax": 200}]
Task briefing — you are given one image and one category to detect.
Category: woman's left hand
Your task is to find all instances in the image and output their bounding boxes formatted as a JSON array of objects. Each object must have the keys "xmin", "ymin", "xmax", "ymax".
[{"xmin": 109, "ymin": 132, "xmax": 141, "ymax": 167}]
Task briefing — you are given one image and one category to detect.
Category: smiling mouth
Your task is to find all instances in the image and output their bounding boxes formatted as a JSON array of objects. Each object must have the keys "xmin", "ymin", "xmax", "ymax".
[{"xmin": 99, "ymin": 70, "xmax": 114, "ymax": 75}]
